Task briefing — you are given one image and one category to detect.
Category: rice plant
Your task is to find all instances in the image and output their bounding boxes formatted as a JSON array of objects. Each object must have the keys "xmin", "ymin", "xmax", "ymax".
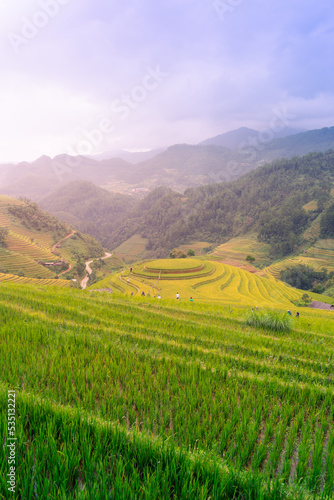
[
  {"xmin": 245, "ymin": 310, "xmax": 293, "ymax": 332},
  {"xmin": 0, "ymin": 282, "xmax": 333, "ymax": 498}
]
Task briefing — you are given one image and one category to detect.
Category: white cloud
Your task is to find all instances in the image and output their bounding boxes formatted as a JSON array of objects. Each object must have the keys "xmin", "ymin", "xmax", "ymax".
[{"xmin": 0, "ymin": 0, "xmax": 333, "ymax": 161}]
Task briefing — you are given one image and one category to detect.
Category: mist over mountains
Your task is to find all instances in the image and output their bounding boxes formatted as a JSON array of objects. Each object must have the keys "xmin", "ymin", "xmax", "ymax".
[
  {"xmin": 39, "ymin": 150, "xmax": 334, "ymax": 263},
  {"xmin": 1, "ymin": 126, "xmax": 334, "ymax": 202}
]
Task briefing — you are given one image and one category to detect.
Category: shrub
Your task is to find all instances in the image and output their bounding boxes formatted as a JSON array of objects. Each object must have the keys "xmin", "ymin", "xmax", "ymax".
[
  {"xmin": 246, "ymin": 255, "xmax": 255, "ymax": 262},
  {"xmin": 245, "ymin": 310, "xmax": 293, "ymax": 332},
  {"xmin": 169, "ymin": 249, "xmax": 187, "ymax": 259},
  {"xmin": 312, "ymin": 283, "xmax": 324, "ymax": 294}
]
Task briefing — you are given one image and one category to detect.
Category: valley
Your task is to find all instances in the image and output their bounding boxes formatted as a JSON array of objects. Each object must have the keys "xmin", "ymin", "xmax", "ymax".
[{"xmin": 1, "ymin": 134, "xmax": 334, "ymax": 499}]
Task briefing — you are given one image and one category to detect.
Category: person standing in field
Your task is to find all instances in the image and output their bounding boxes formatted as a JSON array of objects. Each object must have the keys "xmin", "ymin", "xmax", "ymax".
[{"xmin": 176, "ymin": 292, "xmax": 179, "ymax": 299}]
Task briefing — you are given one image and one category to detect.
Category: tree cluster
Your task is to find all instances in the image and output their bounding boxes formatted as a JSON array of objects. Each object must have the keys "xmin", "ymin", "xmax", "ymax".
[{"xmin": 280, "ymin": 264, "xmax": 334, "ymax": 294}]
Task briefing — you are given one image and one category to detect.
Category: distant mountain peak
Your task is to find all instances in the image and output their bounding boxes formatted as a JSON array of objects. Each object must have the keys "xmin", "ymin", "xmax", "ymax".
[
  {"xmin": 34, "ymin": 154, "xmax": 52, "ymax": 164},
  {"xmin": 199, "ymin": 128, "xmax": 259, "ymax": 149},
  {"xmin": 200, "ymin": 126, "xmax": 306, "ymax": 150}
]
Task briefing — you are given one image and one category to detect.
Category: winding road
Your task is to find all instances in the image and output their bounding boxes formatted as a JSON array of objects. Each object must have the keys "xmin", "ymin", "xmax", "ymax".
[
  {"xmin": 81, "ymin": 252, "xmax": 112, "ymax": 289},
  {"xmin": 52, "ymin": 230, "xmax": 76, "ymax": 254}
]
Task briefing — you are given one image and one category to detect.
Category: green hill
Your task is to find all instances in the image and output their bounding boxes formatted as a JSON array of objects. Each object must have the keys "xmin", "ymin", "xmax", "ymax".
[
  {"xmin": 0, "ymin": 196, "xmax": 105, "ymax": 285},
  {"xmin": 39, "ymin": 180, "xmax": 135, "ymax": 244},
  {"xmin": 98, "ymin": 151, "xmax": 334, "ymax": 258},
  {"xmin": 0, "ymin": 282, "xmax": 333, "ymax": 498},
  {"xmin": 40, "ymin": 150, "xmax": 334, "ymax": 275}
]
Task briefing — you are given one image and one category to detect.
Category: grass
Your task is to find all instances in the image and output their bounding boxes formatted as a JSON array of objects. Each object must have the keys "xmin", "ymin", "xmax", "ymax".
[
  {"xmin": 303, "ymin": 200, "xmax": 318, "ymax": 211},
  {"xmin": 0, "ymin": 272, "xmax": 70, "ymax": 287},
  {"xmin": 245, "ymin": 310, "xmax": 293, "ymax": 332},
  {"xmin": 113, "ymin": 234, "xmax": 149, "ymax": 263},
  {"xmin": 0, "ymin": 282, "xmax": 334, "ymax": 498},
  {"xmin": 174, "ymin": 241, "xmax": 213, "ymax": 256},
  {"xmin": 145, "ymin": 258, "xmax": 204, "ymax": 271},
  {"xmin": 211, "ymin": 237, "xmax": 271, "ymax": 268}
]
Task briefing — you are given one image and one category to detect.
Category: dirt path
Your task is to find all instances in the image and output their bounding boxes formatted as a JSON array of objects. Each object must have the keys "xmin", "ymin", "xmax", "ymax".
[
  {"xmin": 58, "ymin": 263, "xmax": 73, "ymax": 276},
  {"xmin": 52, "ymin": 230, "xmax": 76, "ymax": 254},
  {"xmin": 50, "ymin": 230, "xmax": 76, "ymax": 277},
  {"xmin": 81, "ymin": 252, "xmax": 112, "ymax": 289}
]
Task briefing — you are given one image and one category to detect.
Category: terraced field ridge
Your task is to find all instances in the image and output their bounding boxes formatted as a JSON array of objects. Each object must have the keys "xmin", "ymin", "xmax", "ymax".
[
  {"xmin": 145, "ymin": 258, "xmax": 204, "ymax": 272},
  {"xmin": 90, "ymin": 258, "xmax": 315, "ymax": 307},
  {"xmin": 265, "ymin": 240, "xmax": 334, "ymax": 279},
  {"xmin": 134, "ymin": 259, "xmax": 216, "ymax": 280},
  {"xmin": 0, "ymin": 272, "xmax": 69, "ymax": 287},
  {"xmin": 0, "ymin": 282, "xmax": 333, "ymax": 498},
  {"xmin": 211, "ymin": 238, "xmax": 271, "ymax": 266},
  {"xmin": 0, "ymin": 196, "xmax": 107, "ymax": 286}
]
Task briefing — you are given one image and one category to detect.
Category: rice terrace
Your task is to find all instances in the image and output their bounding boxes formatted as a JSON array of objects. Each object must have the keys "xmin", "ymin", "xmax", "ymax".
[
  {"xmin": 1, "ymin": 248, "xmax": 334, "ymax": 498},
  {"xmin": 1, "ymin": 0, "xmax": 334, "ymax": 496}
]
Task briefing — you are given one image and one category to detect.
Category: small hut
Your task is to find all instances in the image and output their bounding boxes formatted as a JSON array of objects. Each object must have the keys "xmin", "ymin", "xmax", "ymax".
[{"xmin": 308, "ymin": 301, "xmax": 334, "ymax": 311}]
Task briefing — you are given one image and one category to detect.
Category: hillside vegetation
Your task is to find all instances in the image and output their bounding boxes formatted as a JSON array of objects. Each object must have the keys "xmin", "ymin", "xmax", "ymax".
[
  {"xmin": 40, "ymin": 181, "xmax": 135, "ymax": 244},
  {"xmin": 0, "ymin": 282, "xmax": 333, "ymax": 498},
  {"xmin": 38, "ymin": 151, "xmax": 334, "ymax": 294},
  {"xmin": 97, "ymin": 151, "xmax": 334, "ymax": 259},
  {"xmin": 0, "ymin": 196, "xmax": 105, "ymax": 284}
]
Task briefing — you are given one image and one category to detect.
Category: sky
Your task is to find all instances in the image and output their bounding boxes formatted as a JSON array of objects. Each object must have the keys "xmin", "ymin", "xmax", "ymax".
[{"xmin": 0, "ymin": 0, "xmax": 333, "ymax": 162}]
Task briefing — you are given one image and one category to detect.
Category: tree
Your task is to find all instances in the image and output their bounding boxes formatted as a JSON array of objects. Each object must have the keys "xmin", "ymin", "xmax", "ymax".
[
  {"xmin": 301, "ymin": 293, "xmax": 312, "ymax": 305},
  {"xmin": 246, "ymin": 255, "xmax": 255, "ymax": 263},
  {"xmin": 169, "ymin": 249, "xmax": 187, "ymax": 258},
  {"xmin": 312, "ymin": 283, "xmax": 324, "ymax": 294},
  {"xmin": 75, "ymin": 259, "xmax": 86, "ymax": 276},
  {"xmin": 0, "ymin": 227, "xmax": 8, "ymax": 247},
  {"xmin": 320, "ymin": 204, "xmax": 334, "ymax": 237},
  {"xmin": 187, "ymin": 249, "xmax": 195, "ymax": 256},
  {"xmin": 61, "ymin": 261, "xmax": 69, "ymax": 272}
]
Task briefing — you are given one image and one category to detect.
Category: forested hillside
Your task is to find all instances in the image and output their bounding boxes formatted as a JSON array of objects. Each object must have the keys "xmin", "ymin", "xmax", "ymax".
[
  {"xmin": 42, "ymin": 151, "xmax": 334, "ymax": 260},
  {"xmin": 106, "ymin": 151, "xmax": 333, "ymax": 257},
  {"xmin": 40, "ymin": 181, "xmax": 135, "ymax": 242}
]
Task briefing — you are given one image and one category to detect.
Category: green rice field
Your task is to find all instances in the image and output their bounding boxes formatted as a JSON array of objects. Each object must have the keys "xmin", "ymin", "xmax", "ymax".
[{"xmin": 0, "ymin": 281, "xmax": 334, "ymax": 498}]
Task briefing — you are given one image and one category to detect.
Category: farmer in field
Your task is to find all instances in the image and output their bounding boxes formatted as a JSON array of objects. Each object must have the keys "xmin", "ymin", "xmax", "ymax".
[
  {"xmin": 176, "ymin": 292, "xmax": 179, "ymax": 299},
  {"xmin": 190, "ymin": 297, "xmax": 193, "ymax": 302}
]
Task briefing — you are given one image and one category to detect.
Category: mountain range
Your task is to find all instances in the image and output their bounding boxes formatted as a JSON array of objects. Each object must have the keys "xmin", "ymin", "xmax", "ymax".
[
  {"xmin": 40, "ymin": 150, "xmax": 334, "ymax": 263},
  {"xmin": 1, "ymin": 126, "xmax": 334, "ymax": 202}
]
